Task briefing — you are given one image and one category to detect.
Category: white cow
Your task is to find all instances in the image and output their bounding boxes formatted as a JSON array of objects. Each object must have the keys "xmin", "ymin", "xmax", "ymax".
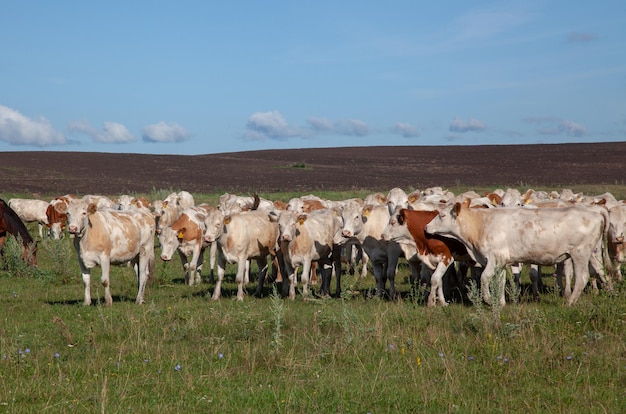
[
  {"xmin": 204, "ymin": 209, "xmax": 280, "ymax": 301},
  {"xmin": 271, "ymin": 209, "xmax": 343, "ymax": 299},
  {"xmin": 8, "ymin": 198, "xmax": 50, "ymax": 238},
  {"xmin": 425, "ymin": 203, "xmax": 611, "ymax": 306},
  {"xmin": 66, "ymin": 200, "xmax": 155, "ymax": 306}
]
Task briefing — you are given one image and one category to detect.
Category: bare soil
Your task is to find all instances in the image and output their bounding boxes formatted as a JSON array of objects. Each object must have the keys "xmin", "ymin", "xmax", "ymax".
[{"xmin": 0, "ymin": 142, "xmax": 624, "ymax": 196}]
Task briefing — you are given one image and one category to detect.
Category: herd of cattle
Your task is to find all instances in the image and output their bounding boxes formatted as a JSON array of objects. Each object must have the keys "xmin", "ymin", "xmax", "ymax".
[{"xmin": 0, "ymin": 186, "xmax": 625, "ymax": 307}]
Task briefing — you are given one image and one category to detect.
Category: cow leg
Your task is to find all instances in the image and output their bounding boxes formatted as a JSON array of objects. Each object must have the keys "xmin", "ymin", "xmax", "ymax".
[
  {"xmin": 510, "ymin": 263, "xmax": 522, "ymax": 297},
  {"xmin": 333, "ymin": 245, "xmax": 343, "ymax": 297},
  {"xmin": 480, "ymin": 261, "xmax": 496, "ymax": 305},
  {"xmin": 255, "ymin": 257, "xmax": 269, "ymax": 298},
  {"xmin": 234, "ymin": 258, "xmax": 249, "ymax": 301},
  {"xmin": 528, "ymin": 264, "xmax": 542, "ymax": 301},
  {"xmin": 135, "ymin": 253, "xmax": 152, "ymax": 305},
  {"xmin": 310, "ymin": 261, "xmax": 318, "ymax": 286},
  {"xmin": 386, "ymin": 253, "xmax": 401, "ymax": 301},
  {"xmin": 360, "ymin": 250, "xmax": 370, "ymax": 278},
  {"xmin": 208, "ymin": 242, "xmax": 217, "ymax": 284},
  {"xmin": 81, "ymin": 271, "xmax": 92, "ymax": 306},
  {"xmin": 300, "ymin": 260, "xmax": 313, "ymax": 298},
  {"xmin": 568, "ymin": 256, "xmax": 591, "ymax": 306},
  {"xmin": 100, "ymin": 259, "xmax": 113, "ymax": 306},
  {"xmin": 371, "ymin": 260, "xmax": 386, "ymax": 297},
  {"xmin": 318, "ymin": 258, "xmax": 333, "ymax": 297},
  {"xmin": 557, "ymin": 260, "xmax": 573, "ymax": 299},
  {"xmin": 427, "ymin": 261, "xmax": 452, "ymax": 307},
  {"xmin": 211, "ymin": 251, "xmax": 227, "ymax": 300}
]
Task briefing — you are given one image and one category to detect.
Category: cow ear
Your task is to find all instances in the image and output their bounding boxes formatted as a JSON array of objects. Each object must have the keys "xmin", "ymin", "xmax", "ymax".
[
  {"xmin": 452, "ymin": 202, "xmax": 462, "ymax": 218},
  {"xmin": 297, "ymin": 214, "xmax": 307, "ymax": 225},
  {"xmin": 223, "ymin": 215, "xmax": 231, "ymax": 225},
  {"xmin": 177, "ymin": 228, "xmax": 186, "ymax": 239},
  {"xmin": 87, "ymin": 203, "xmax": 98, "ymax": 215}
]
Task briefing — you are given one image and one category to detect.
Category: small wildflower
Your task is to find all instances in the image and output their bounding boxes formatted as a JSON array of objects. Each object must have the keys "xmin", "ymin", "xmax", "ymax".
[
  {"xmin": 497, "ymin": 355, "xmax": 503, "ymax": 360},
  {"xmin": 468, "ymin": 355, "xmax": 475, "ymax": 361},
  {"xmin": 401, "ymin": 347, "xmax": 405, "ymax": 355},
  {"xmin": 12, "ymin": 291, "xmax": 17, "ymax": 297},
  {"xmin": 2, "ymin": 354, "xmax": 6, "ymax": 359},
  {"xmin": 567, "ymin": 355, "xmax": 573, "ymax": 360},
  {"xmin": 416, "ymin": 357, "xmax": 421, "ymax": 366},
  {"xmin": 174, "ymin": 364, "xmax": 181, "ymax": 371},
  {"xmin": 439, "ymin": 352, "xmax": 444, "ymax": 358},
  {"xmin": 389, "ymin": 344, "xmax": 395, "ymax": 350},
  {"xmin": 504, "ymin": 357, "xmax": 509, "ymax": 363},
  {"xmin": 218, "ymin": 353, "xmax": 224, "ymax": 359},
  {"xmin": 18, "ymin": 350, "xmax": 23, "ymax": 355},
  {"xmin": 144, "ymin": 359, "xmax": 150, "ymax": 363},
  {"xmin": 54, "ymin": 353, "xmax": 60, "ymax": 358},
  {"xmin": 25, "ymin": 348, "xmax": 30, "ymax": 354}
]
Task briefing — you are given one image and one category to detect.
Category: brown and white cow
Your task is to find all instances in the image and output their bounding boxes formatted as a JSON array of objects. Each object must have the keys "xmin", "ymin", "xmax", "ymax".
[
  {"xmin": 382, "ymin": 208, "xmax": 473, "ymax": 306},
  {"xmin": 158, "ymin": 204, "xmax": 215, "ymax": 286},
  {"xmin": 8, "ymin": 198, "xmax": 50, "ymax": 239},
  {"xmin": 66, "ymin": 200, "xmax": 155, "ymax": 306},
  {"xmin": 46, "ymin": 194, "xmax": 76, "ymax": 239},
  {"xmin": 425, "ymin": 202, "xmax": 611, "ymax": 306},
  {"xmin": 271, "ymin": 208, "xmax": 343, "ymax": 299},
  {"xmin": 204, "ymin": 208, "xmax": 280, "ymax": 301}
]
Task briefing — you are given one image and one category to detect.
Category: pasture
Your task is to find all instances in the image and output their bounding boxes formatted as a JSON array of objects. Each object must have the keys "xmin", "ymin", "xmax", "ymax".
[{"xmin": 1, "ymin": 185, "xmax": 626, "ymax": 413}]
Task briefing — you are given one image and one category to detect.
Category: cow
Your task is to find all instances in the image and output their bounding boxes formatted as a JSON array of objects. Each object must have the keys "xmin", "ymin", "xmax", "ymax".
[
  {"xmin": 382, "ymin": 208, "xmax": 473, "ymax": 306},
  {"xmin": 158, "ymin": 204, "xmax": 214, "ymax": 286},
  {"xmin": 386, "ymin": 187, "xmax": 409, "ymax": 215},
  {"xmin": 0, "ymin": 199, "xmax": 37, "ymax": 266},
  {"xmin": 66, "ymin": 200, "xmax": 155, "ymax": 306},
  {"xmin": 204, "ymin": 209, "xmax": 281, "ymax": 301},
  {"xmin": 8, "ymin": 198, "xmax": 50, "ymax": 238},
  {"xmin": 339, "ymin": 201, "xmax": 412, "ymax": 299},
  {"xmin": 218, "ymin": 193, "xmax": 272, "ymax": 215},
  {"xmin": 424, "ymin": 202, "xmax": 612, "ymax": 306},
  {"xmin": 46, "ymin": 194, "xmax": 76, "ymax": 239},
  {"xmin": 271, "ymin": 209, "xmax": 343, "ymax": 299}
]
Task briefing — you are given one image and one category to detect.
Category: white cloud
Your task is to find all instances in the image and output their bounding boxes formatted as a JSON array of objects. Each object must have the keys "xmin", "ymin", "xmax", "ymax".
[
  {"xmin": 0, "ymin": 105, "xmax": 67, "ymax": 146},
  {"xmin": 142, "ymin": 121, "xmax": 190, "ymax": 143},
  {"xmin": 306, "ymin": 117, "xmax": 369, "ymax": 136},
  {"xmin": 69, "ymin": 120, "xmax": 136, "ymax": 143},
  {"xmin": 244, "ymin": 111, "xmax": 301, "ymax": 141},
  {"xmin": 559, "ymin": 120, "xmax": 586, "ymax": 137},
  {"xmin": 449, "ymin": 117, "xmax": 486, "ymax": 133},
  {"xmin": 391, "ymin": 122, "xmax": 419, "ymax": 138},
  {"xmin": 532, "ymin": 117, "xmax": 586, "ymax": 137}
]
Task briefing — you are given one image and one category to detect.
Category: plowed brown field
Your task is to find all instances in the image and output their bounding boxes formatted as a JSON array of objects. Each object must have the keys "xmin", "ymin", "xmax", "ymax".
[{"xmin": 0, "ymin": 142, "xmax": 624, "ymax": 196}]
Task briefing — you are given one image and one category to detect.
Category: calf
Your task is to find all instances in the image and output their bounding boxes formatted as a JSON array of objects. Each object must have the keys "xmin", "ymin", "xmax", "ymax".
[{"xmin": 66, "ymin": 200, "xmax": 155, "ymax": 306}]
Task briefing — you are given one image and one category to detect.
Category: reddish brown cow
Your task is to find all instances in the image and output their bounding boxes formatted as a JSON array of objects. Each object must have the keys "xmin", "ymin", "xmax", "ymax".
[{"xmin": 382, "ymin": 208, "xmax": 472, "ymax": 306}]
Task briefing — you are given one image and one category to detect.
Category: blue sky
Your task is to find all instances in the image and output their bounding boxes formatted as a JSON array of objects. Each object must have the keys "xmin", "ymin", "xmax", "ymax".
[{"xmin": 1, "ymin": 1, "xmax": 624, "ymax": 155}]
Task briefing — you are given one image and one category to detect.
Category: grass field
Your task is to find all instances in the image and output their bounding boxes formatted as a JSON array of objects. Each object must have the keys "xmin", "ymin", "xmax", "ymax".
[{"xmin": 1, "ymin": 188, "xmax": 626, "ymax": 413}]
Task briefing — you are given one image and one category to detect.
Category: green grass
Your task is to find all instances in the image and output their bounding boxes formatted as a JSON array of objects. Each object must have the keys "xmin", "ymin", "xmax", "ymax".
[{"xmin": 1, "ymin": 187, "xmax": 626, "ymax": 412}]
